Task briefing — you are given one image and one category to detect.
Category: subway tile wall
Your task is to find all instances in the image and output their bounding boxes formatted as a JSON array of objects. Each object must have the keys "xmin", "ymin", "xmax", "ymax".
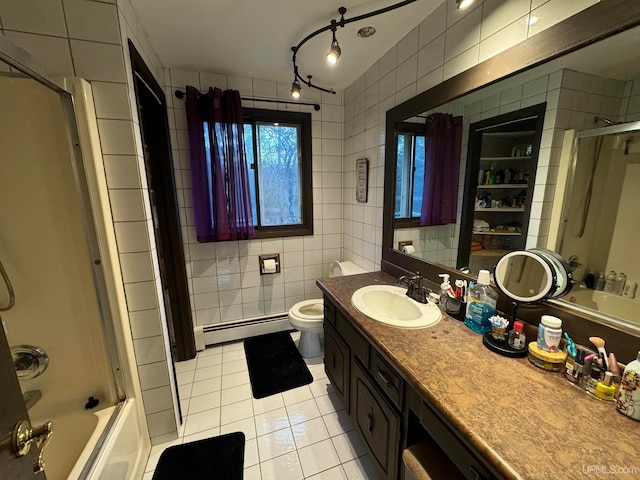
[
  {"xmin": 342, "ymin": 0, "xmax": 600, "ymax": 269},
  {"xmin": 0, "ymin": 0, "xmax": 178, "ymax": 445},
  {"xmin": 164, "ymin": 69, "xmax": 345, "ymax": 327}
]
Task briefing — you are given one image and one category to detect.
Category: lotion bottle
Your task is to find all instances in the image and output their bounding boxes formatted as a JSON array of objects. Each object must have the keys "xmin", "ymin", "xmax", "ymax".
[
  {"xmin": 464, "ymin": 270, "xmax": 497, "ymax": 334},
  {"xmin": 438, "ymin": 274, "xmax": 451, "ymax": 311},
  {"xmin": 616, "ymin": 351, "xmax": 640, "ymax": 420}
]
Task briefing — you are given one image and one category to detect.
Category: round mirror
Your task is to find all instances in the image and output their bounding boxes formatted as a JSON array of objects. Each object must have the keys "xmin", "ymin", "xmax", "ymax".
[{"xmin": 494, "ymin": 248, "xmax": 574, "ymax": 303}]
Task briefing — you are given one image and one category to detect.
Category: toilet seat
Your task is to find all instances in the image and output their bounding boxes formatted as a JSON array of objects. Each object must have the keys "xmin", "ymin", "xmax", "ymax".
[{"xmin": 289, "ymin": 299, "xmax": 324, "ymax": 322}]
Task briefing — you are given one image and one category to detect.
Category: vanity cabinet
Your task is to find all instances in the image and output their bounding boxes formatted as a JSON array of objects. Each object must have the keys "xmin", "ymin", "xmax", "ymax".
[{"xmin": 458, "ymin": 104, "xmax": 546, "ymax": 273}]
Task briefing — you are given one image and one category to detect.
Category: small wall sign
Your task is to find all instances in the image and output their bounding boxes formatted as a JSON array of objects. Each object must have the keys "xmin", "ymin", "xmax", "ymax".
[{"xmin": 355, "ymin": 158, "xmax": 368, "ymax": 203}]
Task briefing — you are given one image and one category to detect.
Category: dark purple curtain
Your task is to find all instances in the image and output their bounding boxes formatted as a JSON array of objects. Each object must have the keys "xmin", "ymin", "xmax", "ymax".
[
  {"xmin": 420, "ymin": 113, "xmax": 463, "ymax": 226},
  {"xmin": 185, "ymin": 86, "xmax": 255, "ymax": 242}
]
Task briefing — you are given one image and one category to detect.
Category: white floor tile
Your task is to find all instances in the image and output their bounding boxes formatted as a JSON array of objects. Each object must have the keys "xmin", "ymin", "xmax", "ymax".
[
  {"xmin": 254, "ymin": 407, "xmax": 291, "ymax": 436},
  {"xmin": 307, "ymin": 362, "xmax": 328, "ymax": 380},
  {"xmin": 224, "ymin": 348, "xmax": 247, "ymax": 363},
  {"xmin": 144, "ymin": 438, "xmax": 181, "ymax": 472},
  {"xmin": 286, "ymin": 398, "xmax": 321, "ymax": 426},
  {"xmin": 222, "ymin": 341, "xmax": 245, "ymax": 353},
  {"xmin": 188, "ymin": 391, "xmax": 221, "ymax": 415},
  {"xmin": 342, "ymin": 455, "xmax": 381, "ymax": 480},
  {"xmin": 331, "ymin": 430, "xmax": 368, "ymax": 463},
  {"xmin": 174, "ymin": 358, "xmax": 197, "ymax": 373},
  {"xmin": 221, "ymin": 383, "xmax": 253, "ymax": 406},
  {"xmin": 220, "ymin": 398, "xmax": 254, "ymax": 425},
  {"xmin": 291, "ymin": 416, "xmax": 330, "ymax": 449},
  {"xmin": 314, "ymin": 392, "xmax": 344, "ymax": 415},
  {"xmin": 223, "ymin": 358, "xmax": 248, "ymax": 375},
  {"xmin": 198, "ymin": 344, "xmax": 223, "ymax": 357},
  {"xmin": 309, "ymin": 377, "xmax": 334, "ymax": 397},
  {"xmin": 322, "ymin": 410, "xmax": 354, "ymax": 437},
  {"xmin": 221, "ymin": 370, "xmax": 250, "ymax": 389},
  {"xmin": 181, "ymin": 427, "xmax": 220, "ymax": 444},
  {"xmin": 176, "ymin": 369, "xmax": 195, "ymax": 385},
  {"xmin": 257, "ymin": 427, "xmax": 296, "ymax": 462},
  {"xmin": 183, "ymin": 408, "xmax": 221, "ymax": 437},
  {"xmin": 196, "ymin": 352, "xmax": 222, "ymax": 368},
  {"xmin": 220, "ymin": 416, "xmax": 257, "ymax": 440},
  {"xmin": 244, "ymin": 463, "xmax": 262, "ymax": 480},
  {"xmin": 252, "ymin": 393, "xmax": 285, "ymax": 415},
  {"xmin": 193, "ymin": 363, "xmax": 223, "ymax": 382},
  {"xmin": 306, "ymin": 465, "xmax": 349, "ymax": 480},
  {"xmin": 177, "ymin": 382, "xmax": 192, "ymax": 400},
  {"xmin": 281, "ymin": 385, "xmax": 313, "ymax": 405},
  {"xmin": 191, "ymin": 376, "xmax": 222, "ymax": 397},
  {"xmin": 297, "ymin": 437, "xmax": 340, "ymax": 477},
  {"xmin": 259, "ymin": 451, "xmax": 304, "ymax": 480},
  {"xmin": 243, "ymin": 437, "xmax": 260, "ymax": 468}
]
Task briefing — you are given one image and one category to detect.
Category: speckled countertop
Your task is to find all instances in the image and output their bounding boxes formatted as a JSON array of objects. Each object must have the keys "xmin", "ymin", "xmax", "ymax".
[{"xmin": 317, "ymin": 272, "xmax": 640, "ymax": 480}]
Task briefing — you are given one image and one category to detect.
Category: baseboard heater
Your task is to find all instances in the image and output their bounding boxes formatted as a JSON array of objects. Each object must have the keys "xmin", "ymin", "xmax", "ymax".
[{"xmin": 198, "ymin": 314, "xmax": 292, "ymax": 347}]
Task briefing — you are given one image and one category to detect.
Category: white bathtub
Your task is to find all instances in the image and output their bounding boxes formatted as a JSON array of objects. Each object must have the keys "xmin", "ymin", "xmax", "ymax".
[{"xmin": 29, "ymin": 399, "xmax": 145, "ymax": 480}]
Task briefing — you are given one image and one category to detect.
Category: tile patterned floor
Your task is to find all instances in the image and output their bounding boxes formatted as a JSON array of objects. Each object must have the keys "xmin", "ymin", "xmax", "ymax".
[{"xmin": 143, "ymin": 332, "xmax": 381, "ymax": 479}]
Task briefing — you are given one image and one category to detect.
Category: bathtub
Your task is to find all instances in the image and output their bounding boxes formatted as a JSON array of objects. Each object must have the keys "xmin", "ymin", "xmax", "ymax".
[
  {"xmin": 29, "ymin": 399, "xmax": 145, "ymax": 480},
  {"xmin": 563, "ymin": 289, "xmax": 640, "ymax": 327}
]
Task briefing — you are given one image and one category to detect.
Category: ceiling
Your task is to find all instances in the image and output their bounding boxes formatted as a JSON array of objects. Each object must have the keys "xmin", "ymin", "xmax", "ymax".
[{"xmin": 129, "ymin": 0, "xmax": 441, "ymax": 91}]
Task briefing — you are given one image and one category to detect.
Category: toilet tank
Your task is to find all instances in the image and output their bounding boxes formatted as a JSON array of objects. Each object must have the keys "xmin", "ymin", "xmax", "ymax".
[{"xmin": 330, "ymin": 260, "xmax": 367, "ymax": 277}]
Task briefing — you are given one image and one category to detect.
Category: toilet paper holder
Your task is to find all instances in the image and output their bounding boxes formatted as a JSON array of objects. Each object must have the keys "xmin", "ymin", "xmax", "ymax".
[{"xmin": 259, "ymin": 253, "xmax": 281, "ymax": 275}]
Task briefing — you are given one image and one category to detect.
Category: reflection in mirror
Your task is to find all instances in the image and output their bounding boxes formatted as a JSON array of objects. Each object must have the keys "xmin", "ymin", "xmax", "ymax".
[
  {"xmin": 384, "ymin": 14, "xmax": 640, "ymax": 338},
  {"xmin": 554, "ymin": 120, "xmax": 640, "ymax": 327}
]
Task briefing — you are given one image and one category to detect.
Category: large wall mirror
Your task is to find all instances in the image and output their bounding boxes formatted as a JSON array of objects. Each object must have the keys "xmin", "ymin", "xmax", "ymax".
[{"xmin": 382, "ymin": 1, "xmax": 640, "ymax": 341}]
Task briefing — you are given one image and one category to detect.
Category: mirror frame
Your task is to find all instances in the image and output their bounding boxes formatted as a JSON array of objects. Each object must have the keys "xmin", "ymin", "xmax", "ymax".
[{"xmin": 382, "ymin": 0, "xmax": 640, "ymax": 282}]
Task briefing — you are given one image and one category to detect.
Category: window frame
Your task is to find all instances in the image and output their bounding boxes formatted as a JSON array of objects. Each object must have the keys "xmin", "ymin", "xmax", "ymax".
[
  {"xmin": 242, "ymin": 107, "xmax": 313, "ymax": 238},
  {"xmin": 394, "ymin": 122, "xmax": 426, "ymax": 229}
]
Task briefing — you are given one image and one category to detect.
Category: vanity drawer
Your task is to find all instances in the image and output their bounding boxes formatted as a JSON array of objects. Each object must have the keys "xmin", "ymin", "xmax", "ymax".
[
  {"xmin": 336, "ymin": 309, "xmax": 369, "ymax": 366},
  {"xmin": 370, "ymin": 350, "xmax": 404, "ymax": 410},
  {"xmin": 323, "ymin": 296, "xmax": 336, "ymax": 325}
]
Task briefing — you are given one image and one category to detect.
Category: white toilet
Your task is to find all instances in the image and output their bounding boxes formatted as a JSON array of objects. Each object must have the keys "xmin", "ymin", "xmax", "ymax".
[{"xmin": 288, "ymin": 260, "xmax": 367, "ymax": 357}]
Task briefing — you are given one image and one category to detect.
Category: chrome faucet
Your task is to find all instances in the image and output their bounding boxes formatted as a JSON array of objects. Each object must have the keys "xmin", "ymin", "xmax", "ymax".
[{"xmin": 396, "ymin": 272, "xmax": 431, "ymax": 304}]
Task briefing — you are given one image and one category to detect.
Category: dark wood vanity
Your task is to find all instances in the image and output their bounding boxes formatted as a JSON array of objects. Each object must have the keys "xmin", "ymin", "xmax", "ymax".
[{"xmin": 318, "ymin": 272, "xmax": 640, "ymax": 480}]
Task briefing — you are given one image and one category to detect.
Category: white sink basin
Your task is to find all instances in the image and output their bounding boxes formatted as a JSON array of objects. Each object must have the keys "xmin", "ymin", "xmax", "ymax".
[{"xmin": 351, "ymin": 284, "xmax": 442, "ymax": 328}]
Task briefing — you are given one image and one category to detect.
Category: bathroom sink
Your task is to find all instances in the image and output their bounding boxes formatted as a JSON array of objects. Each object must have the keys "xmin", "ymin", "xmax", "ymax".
[{"xmin": 351, "ymin": 285, "xmax": 441, "ymax": 328}]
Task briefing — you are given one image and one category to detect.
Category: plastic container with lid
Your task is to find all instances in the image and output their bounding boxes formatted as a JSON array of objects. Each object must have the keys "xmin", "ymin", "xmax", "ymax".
[
  {"xmin": 527, "ymin": 342, "xmax": 567, "ymax": 371},
  {"xmin": 536, "ymin": 315, "xmax": 563, "ymax": 352},
  {"xmin": 463, "ymin": 270, "xmax": 497, "ymax": 334}
]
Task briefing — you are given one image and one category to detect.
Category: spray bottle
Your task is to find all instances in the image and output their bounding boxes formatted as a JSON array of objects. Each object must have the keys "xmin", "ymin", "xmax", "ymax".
[{"xmin": 464, "ymin": 269, "xmax": 498, "ymax": 334}]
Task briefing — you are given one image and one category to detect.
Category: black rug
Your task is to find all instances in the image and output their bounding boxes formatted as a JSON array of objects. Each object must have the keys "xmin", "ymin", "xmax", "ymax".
[
  {"xmin": 244, "ymin": 331, "xmax": 313, "ymax": 399},
  {"xmin": 153, "ymin": 432, "xmax": 245, "ymax": 480}
]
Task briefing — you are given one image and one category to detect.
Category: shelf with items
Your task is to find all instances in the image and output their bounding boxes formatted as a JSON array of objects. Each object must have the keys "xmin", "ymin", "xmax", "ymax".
[{"xmin": 457, "ymin": 103, "xmax": 546, "ymax": 272}]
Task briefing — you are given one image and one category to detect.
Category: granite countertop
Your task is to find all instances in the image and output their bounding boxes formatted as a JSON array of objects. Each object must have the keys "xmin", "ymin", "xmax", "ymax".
[{"xmin": 317, "ymin": 272, "xmax": 640, "ymax": 480}]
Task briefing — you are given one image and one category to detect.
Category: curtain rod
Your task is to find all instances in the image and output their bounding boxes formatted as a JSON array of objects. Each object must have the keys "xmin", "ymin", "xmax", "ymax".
[{"xmin": 174, "ymin": 89, "xmax": 320, "ymax": 111}]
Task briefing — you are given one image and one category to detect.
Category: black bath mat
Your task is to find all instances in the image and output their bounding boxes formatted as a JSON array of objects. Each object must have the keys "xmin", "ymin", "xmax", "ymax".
[
  {"xmin": 153, "ymin": 432, "xmax": 245, "ymax": 480},
  {"xmin": 244, "ymin": 331, "xmax": 313, "ymax": 399}
]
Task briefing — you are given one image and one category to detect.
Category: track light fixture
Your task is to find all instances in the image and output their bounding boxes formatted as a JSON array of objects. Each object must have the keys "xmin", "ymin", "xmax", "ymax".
[
  {"xmin": 326, "ymin": 22, "xmax": 342, "ymax": 65},
  {"xmin": 456, "ymin": 0, "xmax": 475, "ymax": 10},
  {"xmin": 290, "ymin": 1, "xmax": 417, "ymax": 98}
]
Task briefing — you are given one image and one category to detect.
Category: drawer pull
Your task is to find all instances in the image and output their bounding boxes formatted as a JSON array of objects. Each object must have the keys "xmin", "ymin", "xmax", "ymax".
[
  {"xmin": 376, "ymin": 366, "xmax": 398, "ymax": 394},
  {"xmin": 366, "ymin": 407, "xmax": 374, "ymax": 436}
]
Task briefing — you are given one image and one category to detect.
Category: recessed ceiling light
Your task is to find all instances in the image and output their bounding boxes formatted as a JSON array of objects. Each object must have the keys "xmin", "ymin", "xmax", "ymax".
[
  {"xmin": 357, "ymin": 26, "xmax": 376, "ymax": 38},
  {"xmin": 456, "ymin": 0, "xmax": 475, "ymax": 10},
  {"xmin": 527, "ymin": 15, "xmax": 539, "ymax": 26}
]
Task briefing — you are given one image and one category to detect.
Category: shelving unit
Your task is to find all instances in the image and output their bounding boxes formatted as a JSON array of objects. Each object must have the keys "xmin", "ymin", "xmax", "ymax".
[{"xmin": 457, "ymin": 104, "xmax": 546, "ymax": 273}]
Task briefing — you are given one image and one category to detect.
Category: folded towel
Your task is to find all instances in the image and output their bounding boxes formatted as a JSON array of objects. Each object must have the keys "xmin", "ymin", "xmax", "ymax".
[{"xmin": 471, "ymin": 245, "xmax": 484, "ymax": 251}]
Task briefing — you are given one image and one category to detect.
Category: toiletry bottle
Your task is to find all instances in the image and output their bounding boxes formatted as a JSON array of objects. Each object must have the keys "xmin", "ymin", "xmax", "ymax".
[
  {"xmin": 604, "ymin": 270, "xmax": 617, "ymax": 292},
  {"xmin": 585, "ymin": 365, "xmax": 603, "ymax": 395},
  {"xmin": 622, "ymin": 281, "xmax": 637, "ymax": 299},
  {"xmin": 594, "ymin": 272, "xmax": 605, "ymax": 291},
  {"xmin": 463, "ymin": 270, "xmax": 497, "ymax": 334},
  {"xmin": 438, "ymin": 274, "xmax": 451, "ymax": 312},
  {"xmin": 536, "ymin": 315, "xmax": 563, "ymax": 352},
  {"xmin": 613, "ymin": 272, "xmax": 626, "ymax": 295},
  {"xmin": 616, "ymin": 351, "xmax": 640, "ymax": 420},
  {"xmin": 584, "ymin": 269, "xmax": 595, "ymax": 289},
  {"xmin": 595, "ymin": 372, "xmax": 617, "ymax": 401},
  {"xmin": 507, "ymin": 320, "xmax": 526, "ymax": 350},
  {"xmin": 478, "ymin": 165, "xmax": 485, "ymax": 186}
]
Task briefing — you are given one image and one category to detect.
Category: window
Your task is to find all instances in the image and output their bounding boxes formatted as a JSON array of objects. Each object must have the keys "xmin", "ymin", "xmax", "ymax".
[
  {"xmin": 243, "ymin": 108, "xmax": 313, "ymax": 238},
  {"xmin": 395, "ymin": 124, "xmax": 425, "ymax": 222}
]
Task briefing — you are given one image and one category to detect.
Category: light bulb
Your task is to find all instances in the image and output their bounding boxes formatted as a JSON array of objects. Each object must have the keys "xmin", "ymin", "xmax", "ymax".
[
  {"xmin": 326, "ymin": 39, "xmax": 341, "ymax": 65},
  {"xmin": 290, "ymin": 79, "xmax": 301, "ymax": 98},
  {"xmin": 456, "ymin": 0, "xmax": 475, "ymax": 10}
]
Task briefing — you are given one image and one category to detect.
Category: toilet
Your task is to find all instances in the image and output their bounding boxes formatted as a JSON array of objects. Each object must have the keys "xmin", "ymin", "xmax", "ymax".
[{"xmin": 288, "ymin": 260, "xmax": 367, "ymax": 357}]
